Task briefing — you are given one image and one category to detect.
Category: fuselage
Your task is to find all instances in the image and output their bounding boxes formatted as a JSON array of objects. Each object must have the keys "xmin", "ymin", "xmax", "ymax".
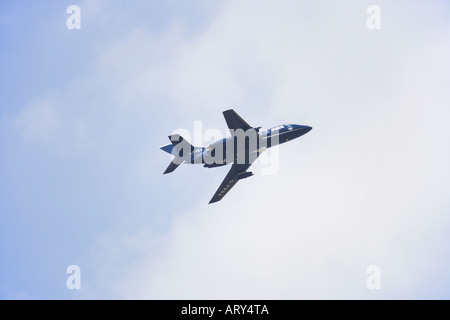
[
  {"xmin": 194, "ymin": 124, "xmax": 312, "ymax": 167},
  {"xmin": 259, "ymin": 124, "xmax": 313, "ymax": 145}
]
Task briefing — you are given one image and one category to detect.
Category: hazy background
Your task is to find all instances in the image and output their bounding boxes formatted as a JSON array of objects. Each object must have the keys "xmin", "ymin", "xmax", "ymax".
[{"xmin": 0, "ymin": 0, "xmax": 449, "ymax": 299}]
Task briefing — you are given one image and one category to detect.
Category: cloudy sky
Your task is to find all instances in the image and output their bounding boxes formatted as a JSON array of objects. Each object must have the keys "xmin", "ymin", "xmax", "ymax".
[{"xmin": 0, "ymin": 0, "xmax": 449, "ymax": 299}]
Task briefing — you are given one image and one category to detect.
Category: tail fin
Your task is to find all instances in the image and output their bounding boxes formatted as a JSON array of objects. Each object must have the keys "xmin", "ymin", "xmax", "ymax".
[
  {"xmin": 160, "ymin": 144, "xmax": 174, "ymax": 154},
  {"xmin": 161, "ymin": 134, "xmax": 195, "ymax": 174}
]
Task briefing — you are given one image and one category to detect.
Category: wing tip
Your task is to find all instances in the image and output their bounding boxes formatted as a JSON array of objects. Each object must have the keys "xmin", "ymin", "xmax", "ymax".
[{"xmin": 208, "ymin": 198, "xmax": 219, "ymax": 204}]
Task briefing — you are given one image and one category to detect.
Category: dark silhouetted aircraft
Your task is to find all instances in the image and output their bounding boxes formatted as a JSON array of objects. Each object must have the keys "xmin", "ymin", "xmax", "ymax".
[{"xmin": 160, "ymin": 109, "xmax": 312, "ymax": 204}]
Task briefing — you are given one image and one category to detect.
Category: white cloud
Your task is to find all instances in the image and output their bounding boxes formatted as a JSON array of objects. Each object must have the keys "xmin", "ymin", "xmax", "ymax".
[
  {"xmin": 9, "ymin": 95, "xmax": 96, "ymax": 158},
  {"xmin": 12, "ymin": 99, "xmax": 60, "ymax": 142}
]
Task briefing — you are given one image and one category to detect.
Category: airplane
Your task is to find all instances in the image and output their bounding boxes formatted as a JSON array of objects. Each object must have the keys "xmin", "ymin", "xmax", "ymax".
[{"xmin": 160, "ymin": 109, "xmax": 312, "ymax": 204}]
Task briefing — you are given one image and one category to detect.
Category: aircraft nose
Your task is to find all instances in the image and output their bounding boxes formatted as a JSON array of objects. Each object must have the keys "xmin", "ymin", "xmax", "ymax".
[{"xmin": 297, "ymin": 125, "xmax": 312, "ymax": 134}]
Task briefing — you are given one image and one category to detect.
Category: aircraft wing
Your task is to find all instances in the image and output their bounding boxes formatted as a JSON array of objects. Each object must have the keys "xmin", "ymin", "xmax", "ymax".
[
  {"xmin": 209, "ymin": 163, "xmax": 253, "ymax": 204},
  {"xmin": 223, "ymin": 109, "xmax": 265, "ymax": 147},
  {"xmin": 223, "ymin": 109, "xmax": 252, "ymax": 132},
  {"xmin": 209, "ymin": 109, "xmax": 262, "ymax": 203}
]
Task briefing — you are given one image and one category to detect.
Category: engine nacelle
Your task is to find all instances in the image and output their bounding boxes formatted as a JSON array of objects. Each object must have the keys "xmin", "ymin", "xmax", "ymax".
[{"xmin": 237, "ymin": 171, "xmax": 253, "ymax": 180}]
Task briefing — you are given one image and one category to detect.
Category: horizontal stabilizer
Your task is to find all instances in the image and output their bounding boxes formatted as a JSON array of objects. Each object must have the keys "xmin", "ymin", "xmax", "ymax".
[
  {"xmin": 169, "ymin": 134, "xmax": 192, "ymax": 148},
  {"xmin": 161, "ymin": 134, "xmax": 196, "ymax": 174},
  {"xmin": 163, "ymin": 161, "xmax": 181, "ymax": 174}
]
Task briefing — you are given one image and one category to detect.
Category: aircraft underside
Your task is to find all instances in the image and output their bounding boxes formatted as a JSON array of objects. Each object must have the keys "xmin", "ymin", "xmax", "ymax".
[{"xmin": 160, "ymin": 109, "xmax": 312, "ymax": 203}]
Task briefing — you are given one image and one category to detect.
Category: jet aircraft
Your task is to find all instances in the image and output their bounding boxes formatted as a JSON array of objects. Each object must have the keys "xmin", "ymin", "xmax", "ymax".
[{"xmin": 160, "ymin": 109, "xmax": 312, "ymax": 204}]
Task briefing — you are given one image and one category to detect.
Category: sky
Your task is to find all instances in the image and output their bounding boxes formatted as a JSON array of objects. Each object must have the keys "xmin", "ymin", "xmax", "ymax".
[{"xmin": 0, "ymin": 0, "xmax": 449, "ymax": 299}]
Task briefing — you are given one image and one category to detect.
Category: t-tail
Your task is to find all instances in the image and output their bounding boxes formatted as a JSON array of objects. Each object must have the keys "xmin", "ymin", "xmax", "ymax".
[{"xmin": 160, "ymin": 134, "xmax": 204, "ymax": 174}]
